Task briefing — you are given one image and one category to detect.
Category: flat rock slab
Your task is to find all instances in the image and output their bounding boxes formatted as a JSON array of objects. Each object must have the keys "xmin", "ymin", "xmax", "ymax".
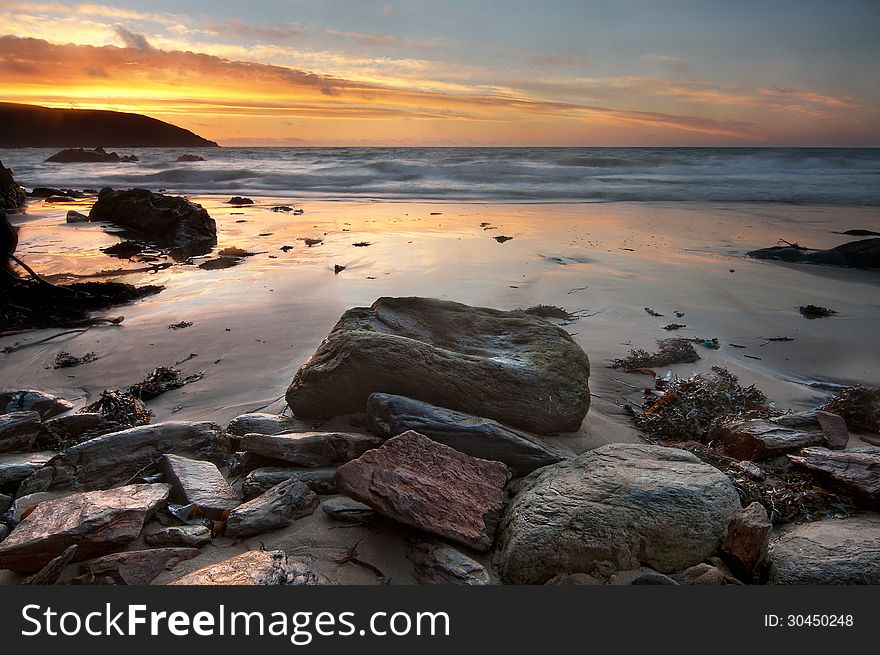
[
  {"xmin": 718, "ymin": 419, "xmax": 825, "ymax": 461},
  {"xmin": 408, "ymin": 541, "xmax": 490, "ymax": 585},
  {"xmin": 494, "ymin": 444, "xmax": 742, "ymax": 584},
  {"xmin": 0, "ymin": 390, "xmax": 73, "ymax": 419},
  {"xmin": 0, "ymin": 411, "xmax": 41, "ymax": 453},
  {"xmin": 162, "ymin": 454, "xmax": 241, "ymax": 519},
  {"xmin": 0, "ymin": 452, "xmax": 55, "ymax": 489},
  {"xmin": 170, "ymin": 550, "xmax": 328, "ymax": 585},
  {"xmin": 366, "ymin": 393, "xmax": 565, "ymax": 476},
  {"xmin": 0, "ymin": 483, "xmax": 170, "ymax": 573},
  {"xmin": 225, "ymin": 479, "xmax": 318, "ymax": 538},
  {"xmin": 768, "ymin": 514, "xmax": 880, "ymax": 584},
  {"xmin": 336, "ymin": 430, "xmax": 511, "ymax": 551},
  {"xmin": 242, "ymin": 432, "xmax": 383, "ymax": 468},
  {"xmin": 286, "ymin": 297, "xmax": 591, "ymax": 434},
  {"xmin": 145, "ymin": 525, "xmax": 211, "ymax": 548},
  {"xmin": 18, "ymin": 421, "xmax": 230, "ymax": 494},
  {"xmin": 242, "ymin": 467, "xmax": 337, "ymax": 500},
  {"xmin": 787, "ymin": 446, "xmax": 879, "ymax": 505},
  {"xmin": 226, "ymin": 413, "xmax": 311, "ymax": 436},
  {"xmin": 79, "ymin": 548, "xmax": 199, "ymax": 584}
]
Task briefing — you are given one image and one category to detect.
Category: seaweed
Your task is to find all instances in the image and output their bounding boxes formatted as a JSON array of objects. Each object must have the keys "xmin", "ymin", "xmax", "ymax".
[
  {"xmin": 798, "ymin": 304, "xmax": 837, "ymax": 319},
  {"xmin": 524, "ymin": 305, "xmax": 574, "ymax": 320},
  {"xmin": 52, "ymin": 350, "xmax": 98, "ymax": 368},
  {"xmin": 822, "ymin": 385, "xmax": 880, "ymax": 433},
  {"xmin": 609, "ymin": 338, "xmax": 700, "ymax": 369},
  {"xmin": 81, "ymin": 389, "xmax": 153, "ymax": 427},
  {"xmin": 128, "ymin": 366, "xmax": 205, "ymax": 401}
]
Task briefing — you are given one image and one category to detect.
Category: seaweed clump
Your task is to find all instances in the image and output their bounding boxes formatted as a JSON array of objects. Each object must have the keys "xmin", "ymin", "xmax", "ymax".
[
  {"xmin": 128, "ymin": 366, "xmax": 204, "ymax": 401},
  {"xmin": 52, "ymin": 350, "xmax": 98, "ymax": 368},
  {"xmin": 822, "ymin": 385, "xmax": 880, "ymax": 433},
  {"xmin": 632, "ymin": 366, "xmax": 771, "ymax": 441},
  {"xmin": 610, "ymin": 338, "xmax": 700, "ymax": 370},
  {"xmin": 524, "ymin": 305, "xmax": 574, "ymax": 320},
  {"xmin": 81, "ymin": 389, "xmax": 153, "ymax": 427}
]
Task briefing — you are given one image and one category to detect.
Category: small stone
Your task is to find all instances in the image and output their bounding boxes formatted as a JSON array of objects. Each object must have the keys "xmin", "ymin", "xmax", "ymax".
[
  {"xmin": 66, "ymin": 210, "xmax": 89, "ymax": 223},
  {"xmin": 816, "ymin": 411, "xmax": 849, "ymax": 450},
  {"xmin": 407, "ymin": 541, "xmax": 490, "ymax": 585},
  {"xmin": 225, "ymin": 479, "xmax": 318, "ymax": 539},
  {"xmin": 0, "ymin": 411, "xmax": 41, "ymax": 453},
  {"xmin": 672, "ymin": 563, "xmax": 727, "ymax": 585},
  {"xmin": 144, "ymin": 525, "xmax": 211, "ymax": 548},
  {"xmin": 161, "ymin": 454, "xmax": 241, "ymax": 519},
  {"xmin": 242, "ymin": 467, "xmax": 338, "ymax": 499},
  {"xmin": 721, "ymin": 502, "xmax": 772, "ymax": 578},
  {"xmin": 226, "ymin": 412, "xmax": 309, "ymax": 436},
  {"xmin": 321, "ymin": 496, "xmax": 375, "ymax": 523}
]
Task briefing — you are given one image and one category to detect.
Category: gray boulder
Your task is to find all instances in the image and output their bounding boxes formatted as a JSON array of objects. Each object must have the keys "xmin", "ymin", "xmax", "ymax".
[
  {"xmin": 494, "ymin": 444, "xmax": 742, "ymax": 584},
  {"xmin": 225, "ymin": 479, "xmax": 318, "ymax": 538},
  {"xmin": 0, "ymin": 411, "xmax": 41, "ymax": 453},
  {"xmin": 408, "ymin": 541, "xmax": 490, "ymax": 585},
  {"xmin": 0, "ymin": 390, "xmax": 73, "ymax": 419},
  {"xmin": 366, "ymin": 393, "xmax": 565, "ymax": 475},
  {"xmin": 286, "ymin": 297, "xmax": 591, "ymax": 434},
  {"xmin": 241, "ymin": 431, "xmax": 383, "ymax": 468}
]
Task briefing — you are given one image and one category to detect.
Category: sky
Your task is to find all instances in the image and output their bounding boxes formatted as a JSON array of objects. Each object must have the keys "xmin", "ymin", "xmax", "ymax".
[{"xmin": 1, "ymin": 0, "xmax": 878, "ymax": 146}]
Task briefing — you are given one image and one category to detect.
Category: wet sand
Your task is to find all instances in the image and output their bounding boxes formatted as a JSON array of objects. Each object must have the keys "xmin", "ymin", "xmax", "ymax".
[{"xmin": 2, "ymin": 198, "xmax": 879, "ymax": 583}]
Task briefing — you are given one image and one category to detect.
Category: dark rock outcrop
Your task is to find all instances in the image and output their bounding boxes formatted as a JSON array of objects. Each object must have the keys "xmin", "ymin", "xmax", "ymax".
[
  {"xmin": 175, "ymin": 155, "xmax": 206, "ymax": 162},
  {"xmin": 366, "ymin": 393, "xmax": 565, "ymax": 476},
  {"xmin": 287, "ymin": 297, "xmax": 591, "ymax": 434},
  {"xmin": 0, "ymin": 390, "xmax": 73, "ymax": 420},
  {"xmin": 46, "ymin": 147, "xmax": 138, "ymax": 163},
  {"xmin": 89, "ymin": 188, "xmax": 216, "ymax": 250},
  {"xmin": 748, "ymin": 238, "xmax": 880, "ymax": 270},
  {"xmin": 0, "ymin": 160, "xmax": 26, "ymax": 212}
]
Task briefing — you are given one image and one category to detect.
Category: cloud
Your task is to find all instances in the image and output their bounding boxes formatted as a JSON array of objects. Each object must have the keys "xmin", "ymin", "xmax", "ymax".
[
  {"xmin": 201, "ymin": 18, "xmax": 304, "ymax": 42},
  {"xmin": 114, "ymin": 25, "xmax": 152, "ymax": 50},
  {"xmin": 641, "ymin": 54, "xmax": 688, "ymax": 73},
  {"xmin": 758, "ymin": 86, "xmax": 859, "ymax": 109}
]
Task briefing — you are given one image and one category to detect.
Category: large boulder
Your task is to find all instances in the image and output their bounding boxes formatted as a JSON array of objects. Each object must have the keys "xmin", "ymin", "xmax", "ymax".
[
  {"xmin": 0, "ymin": 160, "xmax": 26, "ymax": 212},
  {"xmin": 170, "ymin": 550, "xmax": 328, "ymax": 585},
  {"xmin": 0, "ymin": 483, "xmax": 170, "ymax": 573},
  {"xmin": 768, "ymin": 514, "xmax": 880, "ymax": 584},
  {"xmin": 336, "ymin": 430, "xmax": 511, "ymax": 551},
  {"xmin": 366, "ymin": 393, "xmax": 565, "ymax": 476},
  {"xmin": 89, "ymin": 188, "xmax": 216, "ymax": 249},
  {"xmin": 494, "ymin": 444, "xmax": 742, "ymax": 584},
  {"xmin": 787, "ymin": 446, "xmax": 879, "ymax": 505},
  {"xmin": 748, "ymin": 238, "xmax": 880, "ymax": 270},
  {"xmin": 286, "ymin": 297, "xmax": 591, "ymax": 434},
  {"xmin": 17, "ymin": 421, "xmax": 230, "ymax": 494}
]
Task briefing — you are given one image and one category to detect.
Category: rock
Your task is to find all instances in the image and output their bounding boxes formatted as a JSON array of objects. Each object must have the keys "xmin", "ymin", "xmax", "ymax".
[
  {"xmin": 772, "ymin": 410, "xmax": 819, "ymax": 427},
  {"xmin": 321, "ymin": 496, "xmax": 375, "ymax": 523},
  {"xmin": 21, "ymin": 544, "xmax": 78, "ymax": 584},
  {"xmin": 227, "ymin": 196, "xmax": 253, "ymax": 205},
  {"xmin": 286, "ymin": 297, "xmax": 591, "ymax": 434},
  {"xmin": 242, "ymin": 466, "xmax": 338, "ymax": 499},
  {"xmin": 161, "ymin": 454, "xmax": 241, "ymax": 520},
  {"xmin": 65, "ymin": 210, "xmax": 89, "ymax": 223},
  {"xmin": 546, "ymin": 572, "xmax": 605, "ymax": 585},
  {"xmin": 768, "ymin": 514, "xmax": 880, "ymax": 584},
  {"xmin": 0, "ymin": 483, "xmax": 170, "ymax": 573},
  {"xmin": 241, "ymin": 431, "xmax": 384, "ymax": 468},
  {"xmin": 225, "ymin": 479, "xmax": 318, "ymax": 538},
  {"xmin": 407, "ymin": 541, "xmax": 490, "ymax": 585},
  {"xmin": 79, "ymin": 547, "xmax": 199, "ymax": 584},
  {"xmin": 226, "ymin": 412, "xmax": 308, "ymax": 436},
  {"xmin": 0, "ymin": 524, "xmax": 7, "ymax": 542},
  {"xmin": 0, "ymin": 452, "xmax": 54, "ymax": 490},
  {"xmin": 721, "ymin": 502, "xmax": 772, "ymax": 578},
  {"xmin": 816, "ymin": 411, "xmax": 849, "ymax": 449},
  {"xmin": 1, "ymin": 210, "xmax": 17, "ymax": 275},
  {"xmin": 29, "ymin": 187, "xmax": 65, "ymax": 198},
  {"xmin": 8, "ymin": 491, "xmax": 74, "ymax": 522},
  {"xmin": 494, "ymin": 444, "xmax": 742, "ymax": 584},
  {"xmin": 0, "ymin": 492, "xmax": 10, "ymax": 514},
  {"xmin": 18, "ymin": 421, "xmax": 230, "ymax": 494},
  {"xmin": 731, "ymin": 460, "xmax": 766, "ymax": 482},
  {"xmin": 718, "ymin": 418, "xmax": 825, "ymax": 461},
  {"xmin": 89, "ymin": 188, "xmax": 216, "ymax": 249},
  {"xmin": 748, "ymin": 238, "xmax": 880, "ymax": 270},
  {"xmin": 336, "ymin": 430, "xmax": 511, "ymax": 551},
  {"xmin": 0, "ymin": 390, "xmax": 73, "ymax": 419},
  {"xmin": 631, "ymin": 572, "xmax": 679, "ymax": 585},
  {"xmin": 170, "ymin": 550, "xmax": 329, "ymax": 585},
  {"xmin": 672, "ymin": 563, "xmax": 727, "ymax": 585},
  {"xmin": 365, "ymin": 393, "xmax": 565, "ymax": 476},
  {"xmin": 175, "ymin": 154, "xmax": 205, "ymax": 162},
  {"xmin": 1, "ymin": 160, "xmax": 26, "ymax": 212},
  {"xmin": 0, "ymin": 411, "xmax": 41, "ymax": 453},
  {"xmin": 37, "ymin": 412, "xmax": 116, "ymax": 449},
  {"xmin": 787, "ymin": 446, "xmax": 879, "ymax": 505},
  {"xmin": 46, "ymin": 147, "xmax": 138, "ymax": 163},
  {"xmin": 145, "ymin": 525, "xmax": 211, "ymax": 548},
  {"xmin": 823, "ymin": 386, "xmax": 880, "ymax": 433}
]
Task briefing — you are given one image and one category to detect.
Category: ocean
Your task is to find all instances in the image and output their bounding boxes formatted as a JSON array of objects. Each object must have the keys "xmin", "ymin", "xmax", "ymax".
[{"xmin": 2, "ymin": 147, "xmax": 879, "ymax": 205}]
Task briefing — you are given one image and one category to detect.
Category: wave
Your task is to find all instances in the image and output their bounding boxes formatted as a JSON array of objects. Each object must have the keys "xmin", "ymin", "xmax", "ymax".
[{"xmin": 2, "ymin": 147, "xmax": 879, "ymax": 204}]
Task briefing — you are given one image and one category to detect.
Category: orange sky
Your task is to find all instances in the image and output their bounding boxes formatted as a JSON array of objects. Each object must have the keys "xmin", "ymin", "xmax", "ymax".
[{"xmin": 1, "ymin": 1, "xmax": 878, "ymax": 146}]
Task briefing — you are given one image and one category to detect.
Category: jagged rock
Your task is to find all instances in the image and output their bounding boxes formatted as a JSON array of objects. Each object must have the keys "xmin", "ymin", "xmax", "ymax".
[
  {"xmin": 89, "ymin": 188, "xmax": 216, "ymax": 249},
  {"xmin": 175, "ymin": 155, "xmax": 205, "ymax": 162},
  {"xmin": 145, "ymin": 525, "xmax": 211, "ymax": 548},
  {"xmin": 225, "ymin": 479, "xmax": 318, "ymax": 538},
  {"xmin": 772, "ymin": 410, "xmax": 819, "ymax": 427},
  {"xmin": 79, "ymin": 548, "xmax": 199, "ymax": 584},
  {"xmin": 226, "ymin": 196, "xmax": 253, "ymax": 205},
  {"xmin": 749, "ymin": 238, "xmax": 880, "ymax": 270},
  {"xmin": 494, "ymin": 444, "xmax": 742, "ymax": 584},
  {"xmin": 365, "ymin": 393, "xmax": 565, "ymax": 476},
  {"xmin": 321, "ymin": 496, "xmax": 374, "ymax": 523},
  {"xmin": 407, "ymin": 541, "xmax": 490, "ymax": 585},
  {"xmin": 242, "ymin": 467, "xmax": 337, "ymax": 500},
  {"xmin": 0, "ymin": 390, "xmax": 73, "ymax": 419},
  {"xmin": 22, "ymin": 544, "xmax": 78, "ymax": 585},
  {"xmin": 336, "ymin": 430, "xmax": 511, "ymax": 551},
  {"xmin": 46, "ymin": 147, "xmax": 138, "ymax": 163},
  {"xmin": 286, "ymin": 297, "xmax": 591, "ymax": 434},
  {"xmin": 37, "ymin": 412, "xmax": 116, "ymax": 449},
  {"xmin": 672, "ymin": 563, "xmax": 727, "ymax": 585},
  {"xmin": 66, "ymin": 210, "xmax": 89, "ymax": 223},
  {"xmin": 8, "ymin": 491, "xmax": 74, "ymax": 522},
  {"xmin": 721, "ymin": 502, "xmax": 772, "ymax": 578},
  {"xmin": 0, "ymin": 492, "xmax": 11, "ymax": 514},
  {"xmin": 18, "ymin": 421, "xmax": 230, "ymax": 495},
  {"xmin": 0, "ymin": 452, "xmax": 54, "ymax": 489},
  {"xmin": 0, "ymin": 411, "xmax": 41, "ymax": 453},
  {"xmin": 161, "ymin": 454, "xmax": 241, "ymax": 519},
  {"xmin": 718, "ymin": 418, "xmax": 825, "ymax": 461},
  {"xmin": 241, "ymin": 431, "xmax": 384, "ymax": 468},
  {"xmin": 787, "ymin": 446, "xmax": 879, "ymax": 505},
  {"xmin": 170, "ymin": 550, "xmax": 329, "ymax": 585},
  {"xmin": 0, "ymin": 483, "xmax": 170, "ymax": 573},
  {"xmin": 0, "ymin": 160, "xmax": 26, "ymax": 212},
  {"xmin": 816, "ymin": 411, "xmax": 849, "ymax": 449},
  {"xmin": 768, "ymin": 514, "xmax": 880, "ymax": 584},
  {"xmin": 0, "ymin": 524, "xmax": 7, "ymax": 542},
  {"xmin": 227, "ymin": 412, "xmax": 309, "ymax": 436}
]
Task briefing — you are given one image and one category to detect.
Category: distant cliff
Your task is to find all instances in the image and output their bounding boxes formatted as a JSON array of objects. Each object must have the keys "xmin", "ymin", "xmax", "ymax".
[{"xmin": 0, "ymin": 103, "xmax": 219, "ymax": 148}]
